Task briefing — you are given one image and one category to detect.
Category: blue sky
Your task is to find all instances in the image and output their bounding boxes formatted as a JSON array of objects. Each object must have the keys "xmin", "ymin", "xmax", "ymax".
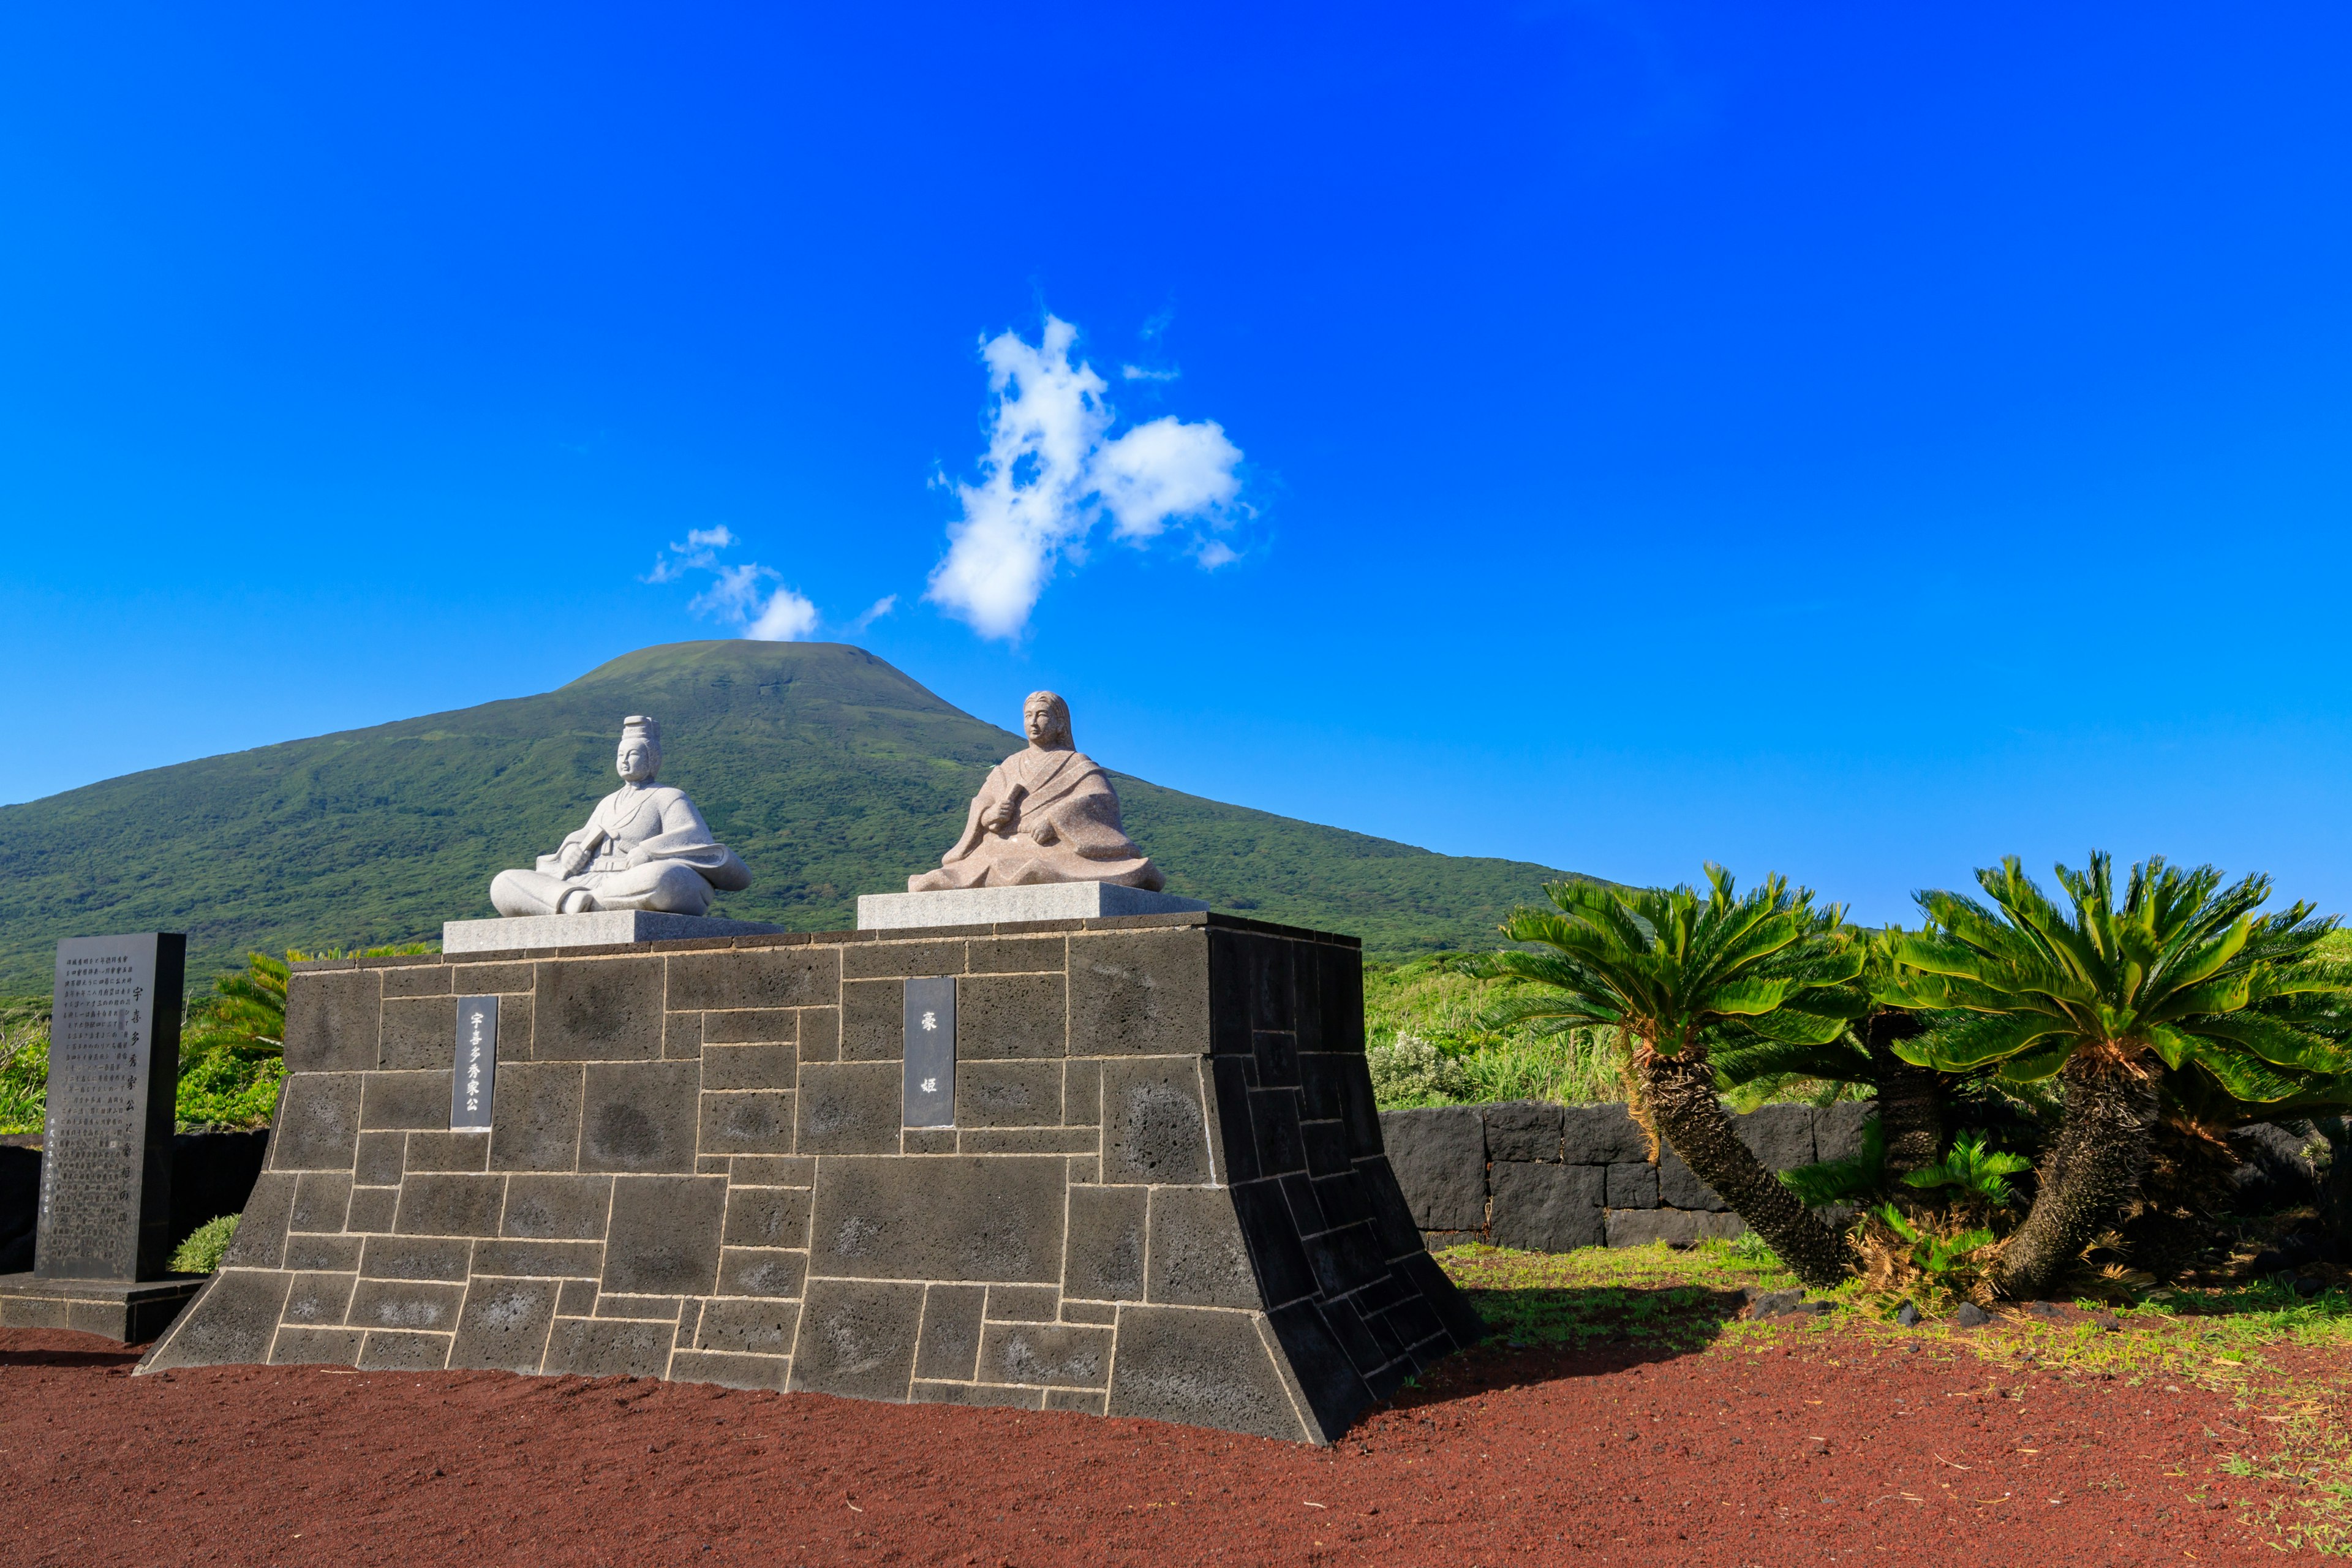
[{"xmin": 6, "ymin": 3, "xmax": 2350, "ymax": 924}]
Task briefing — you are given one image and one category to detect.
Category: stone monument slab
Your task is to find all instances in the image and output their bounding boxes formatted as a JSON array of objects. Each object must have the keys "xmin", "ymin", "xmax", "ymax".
[
  {"xmin": 858, "ymin": 884, "xmax": 1208, "ymax": 931},
  {"xmin": 443, "ymin": 911, "xmax": 790, "ymax": 954}
]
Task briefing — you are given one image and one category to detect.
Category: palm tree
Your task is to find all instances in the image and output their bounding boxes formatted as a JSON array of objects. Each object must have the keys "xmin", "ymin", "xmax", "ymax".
[
  {"xmin": 1488, "ymin": 867, "xmax": 1865, "ymax": 1289},
  {"xmin": 1882, "ymin": 853, "xmax": 2347, "ymax": 1298}
]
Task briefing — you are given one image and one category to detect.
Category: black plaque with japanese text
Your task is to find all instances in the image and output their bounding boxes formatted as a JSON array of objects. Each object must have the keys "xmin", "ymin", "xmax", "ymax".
[
  {"xmin": 902, "ymin": 976, "xmax": 956, "ymax": 1128},
  {"xmin": 38, "ymin": 933, "xmax": 185, "ymax": 1281},
  {"xmin": 451, "ymin": 996, "xmax": 498, "ymax": 1131}
]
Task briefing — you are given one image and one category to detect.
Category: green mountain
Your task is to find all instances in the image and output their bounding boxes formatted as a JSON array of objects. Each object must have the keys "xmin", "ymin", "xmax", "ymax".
[{"xmin": 0, "ymin": 641, "xmax": 1589, "ymax": 989}]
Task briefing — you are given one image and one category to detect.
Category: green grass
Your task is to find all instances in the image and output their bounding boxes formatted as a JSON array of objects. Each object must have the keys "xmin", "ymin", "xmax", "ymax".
[
  {"xmin": 0, "ymin": 641, "xmax": 1594, "ymax": 989},
  {"xmin": 1363, "ymin": 955, "xmax": 1628, "ymax": 1107},
  {"xmin": 168, "ymin": 1214, "xmax": 239, "ymax": 1275}
]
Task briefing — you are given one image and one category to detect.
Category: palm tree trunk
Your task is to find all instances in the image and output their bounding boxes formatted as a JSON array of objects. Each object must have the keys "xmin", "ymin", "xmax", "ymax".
[
  {"xmin": 1864, "ymin": 1011, "xmax": 1943, "ymax": 1181},
  {"xmin": 1639, "ymin": 1038, "xmax": 1849, "ymax": 1289},
  {"xmin": 1990, "ymin": 1049, "xmax": 2159, "ymax": 1298}
]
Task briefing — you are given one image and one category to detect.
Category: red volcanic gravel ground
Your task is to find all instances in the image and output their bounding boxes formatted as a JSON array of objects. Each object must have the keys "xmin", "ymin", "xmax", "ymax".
[{"xmin": 0, "ymin": 1329, "xmax": 2286, "ymax": 1566}]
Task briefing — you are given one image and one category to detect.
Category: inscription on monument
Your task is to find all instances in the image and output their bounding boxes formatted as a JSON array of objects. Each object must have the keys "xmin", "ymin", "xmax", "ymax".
[
  {"xmin": 38, "ymin": 933, "xmax": 184, "ymax": 1281},
  {"xmin": 902, "ymin": 976, "xmax": 956, "ymax": 1128},
  {"xmin": 451, "ymin": 996, "xmax": 499, "ymax": 1131}
]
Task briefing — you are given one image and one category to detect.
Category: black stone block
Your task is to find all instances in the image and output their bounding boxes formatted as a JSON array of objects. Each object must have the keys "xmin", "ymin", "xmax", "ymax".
[
  {"xmin": 269, "ymin": 1326, "xmax": 364, "ymax": 1367},
  {"xmin": 1063, "ymin": 1185, "xmax": 1147, "ymax": 1302},
  {"xmin": 284, "ymin": 1232, "xmax": 363, "ymax": 1272},
  {"xmin": 602, "ymin": 1175, "xmax": 726, "ymax": 1296},
  {"xmin": 842, "ymin": 939, "xmax": 965, "ymax": 981},
  {"xmin": 1297, "ymin": 1053, "xmax": 1348, "ymax": 1122},
  {"xmin": 393, "ymin": 1175, "xmax": 504, "ymax": 1238},
  {"xmin": 1336, "ymin": 1054, "xmax": 1382, "ymax": 1158},
  {"xmin": 1317, "ymin": 1294, "xmax": 1387, "ymax": 1377},
  {"xmin": 985, "ymin": 1283, "xmax": 1058, "ymax": 1322},
  {"xmin": 1561, "ymin": 1104, "xmax": 1649, "ymax": 1165},
  {"xmin": 491, "ymin": 1063, "xmax": 584, "ymax": 1172},
  {"xmin": 1302, "ymin": 1221, "xmax": 1389, "ymax": 1298},
  {"xmin": 271, "ymin": 1076, "xmax": 364, "ymax": 1172},
  {"xmin": 807, "ymin": 1155, "xmax": 1065, "ymax": 1283},
  {"xmin": 1066, "ymin": 930, "xmax": 1210, "ymax": 1057},
  {"xmin": 1264, "ymin": 1299, "xmax": 1370, "ymax": 1442},
  {"xmin": 1208, "ymin": 1058, "xmax": 1260, "ymax": 1184},
  {"xmin": 143, "ymin": 1268, "xmax": 293, "ymax": 1371},
  {"xmin": 1205, "ymin": 930, "xmax": 1252, "ymax": 1056},
  {"xmin": 957, "ymin": 1062, "xmax": 1063, "ymax": 1128},
  {"xmin": 1310, "ymin": 1170, "xmax": 1374, "ymax": 1233},
  {"xmin": 1145, "ymin": 1187, "xmax": 1257, "ymax": 1309},
  {"xmin": 533, "ymin": 956, "xmax": 665, "ymax": 1061},
  {"xmin": 348, "ymin": 1279, "xmax": 466, "ymax": 1333},
  {"xmin": 1657, "ymin": 1152, "xmax": 1729, "ymax": 1212},
  {"xmin": 344, "ymin": 1187, "xmax": 396, "ymax": 1234},
  {"xmin": 1317, "ymin": 946, "xmax": 1366, "ymax": 1054},
  {"xmin": 471, "ymin": 1239, "xmax": 603, "ymax": 1277},
  {"xmin": 795, "ymin": 1063, "xmax": 901, "ymax": 1156},
  {"xmin": 697, "ymin": 1297, "xmax": 802, "ymax": 1355},
  {"xmin": 1733, "ymin": 1104, "xmax": 1818, "ymax": 1171},
  {"xmin": 698, "ymin": 1090, "xmax": 796, "ymax": 1156},
  {"xmin": 1490, "ymin": 1163, "xmax": 1605, "ymax": 1252},
  {"xmin": 981, "ymin": 1321, "xmax": 1112, "ymax": 1387},
  {"xmin": 545, "ymin": 1316, "xmax": 673, "ymax": 1377},
  {"xmin": 358, "ymin": 1236, "xmax": 473, "ymax": 1282},
  {"xmin": 1378, "ymin": 1108, "xmax": 1487, "ymax": 1231},
  {"xmin": 1106, "ymin": 1304, "xmax": 1308, "ymax": 1444},
  {"xmin": 284, "ymin": 970, "xmax": 380, "ymax": 1074},
  {"xmin": 722, "ymin": 1186, "xmax": 810, "ymax": 1250},
  {"xmin": 1814, "ymin": 1101, "xmax": 1876, "ymax": 1164},
  {"xmin": 356, "ymin": 1330, "xmax": 453, "ymax": 1371},
  {"xmin": 914, "ymin": 1283, "xmax": 986, "ymax": 1379},
  {"xmin": 359, "ymin": 1071, "xmax": 451, "ymax": 1133},
  {"xmin": 790, "ymin": 1279, "xmax": 923, "ymax": 1399},
  {"xmin": 500, "ymin": 1174, "xmax": 612, "ymax": 1240},
  {"xmin": 1229, "ymin": 1180, "xmax": 1317, "ymax": 1308},
  {"xmin": 223, "ymin": 1174, "xmax": 295, "ymax": 1268},
  {"xmin": 1279, "ymin": 1172, "xmax": 1329, "ymax": 1237},
  {"xmin": 1250, "ymin": 1088, "xmax": 1306, "ymax": 1176},
  {"xmin": 1292, "ymin": 944, "xmax": 1325, "ymax": 1055},
  {"xmin": 716, "ymin": 1248, "xmax": 806, "ymax": 1298},
  {"xmin": 967, "ymin": 935, "xmax": 1065, "ymax": 974},
  {"xmin": 699, "ymin": 1043, "xmax": 797, "ymax": 1089},
  {"xmin": 379, "ymin": 995, "xmax": 458, "ymax": 1072},
  {"xmin": 282, "ymin": 1271, "xmax": 356, "ymax": 1325},
  {"xmin": 667, "ymin": 946, "xmax": 837, "ymax": 1011},
  {"xmin": 840, "ymin": 979, "xmax": 902, "ymax": 1062},
  {"xmin": 959, "ymin": 973, "xmax": 1067, "ymax": 1060},
  {"xmin": 1300, "ymin": 1118, "xmax": 1352, "ymax": 1179},
  {"xmin": 1353, "ymin": 1158, "xmax": 1423, "ymax": 1259},
  {"xmin": 580, "ymin": 1061, "xmax": 701, "ymax": 1174},
  {"xmin": 1397, "ymin": 1250, "xmax": 1489, "ymax": 1349},
  {"xmin": 1100, "ymin": 1059, "xmax": 1212, "ymax": 1185},
  {"xmin": 1253, "ymin": 1030, "xmax": 1300, "ymax": 1088},
  {"xmin": 700, "ymin": 1011, "xmax": 798, "ymax": 1046},
  {"xmin": 669, "ymin": 1350, "xmax": 789, "ymax": 1392},
  {"xmin": 402, "ymin": 1131, "xmax": 491, "ymax": 1173},
  {"xmin": 1607, "ymin": 1161, "xmax": 1658, "ymax": 1208},
  {"xmin": 352, "ymin": 1132, "xmax": 404, "ymax": 1188},
  {"xmin": 1483, "ymin": 1101, "xmax": 1565, "ymax": 1163}
]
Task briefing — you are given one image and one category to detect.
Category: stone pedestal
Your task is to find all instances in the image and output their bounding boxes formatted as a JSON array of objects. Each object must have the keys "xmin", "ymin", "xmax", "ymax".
[
  {"xmin": 442, "ymin": 911, "xmax": 789, "ymax": 954},
  {"xmin": 0, "ymin": 1273, "xmax": 202, "ymax": 1341},
  {"xmin": 139, "ymin": 913, "xmax": 1483, "ymax": 1442}
]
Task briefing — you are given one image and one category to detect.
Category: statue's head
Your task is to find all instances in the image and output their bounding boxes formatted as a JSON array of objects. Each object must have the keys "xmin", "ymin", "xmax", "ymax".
[
  {"xmin": 1022, "ymin": 691, "xmax": 1073, "ymax": 751},
  {"xmin": 616, "ymin": 715, "xmax": 662, "ymax": 784}
]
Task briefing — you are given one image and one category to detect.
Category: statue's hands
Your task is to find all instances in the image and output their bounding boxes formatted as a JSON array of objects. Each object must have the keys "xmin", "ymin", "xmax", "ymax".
[
  {"xmin": 1030, "ymin": 816, "xmax": 1058, "ymax": 846},
  {"xmin": 981, "ymin": 799, "xmax": 1018, "ymax": 835},
  {"xmin": 557, "ymin": 842, "xmax": 593, "ymax": 878}
]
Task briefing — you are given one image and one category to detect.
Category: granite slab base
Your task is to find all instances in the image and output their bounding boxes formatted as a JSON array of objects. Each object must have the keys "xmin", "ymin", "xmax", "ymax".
[
  {"xmin": 442, "ymin": 911, "xmax": 790, "ymax": 954},
  {"xmin": 0, "ymin": 1273, "xmax": 203, "ymax": 1342},
  {"xmin": 857, "ymin": 883, "xmax": 1209, "ymax": 930}
]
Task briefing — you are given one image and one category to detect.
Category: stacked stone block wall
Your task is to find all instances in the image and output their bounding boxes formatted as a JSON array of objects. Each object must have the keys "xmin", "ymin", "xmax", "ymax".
[
  {"xmin": 139, "ymin": 914, "xmax": 1480, "ymax": 1444},
  {"xmin": 1380, "ymin": 1099, "xmax": 1875, "ymax": 1250}
]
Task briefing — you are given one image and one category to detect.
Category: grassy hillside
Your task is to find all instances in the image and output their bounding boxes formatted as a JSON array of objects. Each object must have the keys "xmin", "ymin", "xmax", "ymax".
[{"xmin": 0, "ymin": 641, "xmax": 1590, "ymax": 988}]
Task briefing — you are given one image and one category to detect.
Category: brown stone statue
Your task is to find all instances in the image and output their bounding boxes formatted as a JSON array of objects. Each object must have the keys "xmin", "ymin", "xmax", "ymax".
[{"xmin": 910, "ymin": 692, "xmax": 1164, "ymax": 892}]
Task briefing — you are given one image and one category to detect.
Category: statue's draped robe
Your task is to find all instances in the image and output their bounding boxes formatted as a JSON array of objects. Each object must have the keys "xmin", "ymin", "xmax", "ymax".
[
  {"xmin": 491, "ymin": 785, "xmax": 751, "ymax": 916},
  {"xmin": 910, "ymin": 745, "xmax": 1163, "ymax": 892}
]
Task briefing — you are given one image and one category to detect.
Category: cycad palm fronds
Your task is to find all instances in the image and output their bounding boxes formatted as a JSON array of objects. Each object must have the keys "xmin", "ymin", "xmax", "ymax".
[{"xmin": 1488, "ymin": 867, "xmax": 1866, "ymax": 1288}]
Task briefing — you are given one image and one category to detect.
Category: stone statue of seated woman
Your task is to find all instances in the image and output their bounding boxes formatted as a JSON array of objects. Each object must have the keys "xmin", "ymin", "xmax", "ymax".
[
  {"xmin": 910, "ymin": 691, "xmax": 1163, "ymax": 892},
  {"xmin": 489, "ymin": 715, "xmax": 752, "ymax": 918}
]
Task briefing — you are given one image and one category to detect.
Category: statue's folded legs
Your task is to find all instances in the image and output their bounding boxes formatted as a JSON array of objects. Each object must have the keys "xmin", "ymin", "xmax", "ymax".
[{"xmin": 491, "ymin": 862, "xmax": 715, "ymax": 918}]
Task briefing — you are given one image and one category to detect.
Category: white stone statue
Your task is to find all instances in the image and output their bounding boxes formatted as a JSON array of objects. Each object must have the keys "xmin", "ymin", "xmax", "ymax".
[
  {"xmin": 489, "ymin": 715, "xmax": 752, "ymax": 918},
  {"xmin": 910, "ymin": 691, "xmax": 1164, "ymax": 892}
]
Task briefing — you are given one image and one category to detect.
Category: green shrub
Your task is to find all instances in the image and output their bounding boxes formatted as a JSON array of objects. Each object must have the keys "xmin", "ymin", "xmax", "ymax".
[
  {"xmin": 1777, "ymin": 1117, "xmax": 1885, "ymax": 1205},
  {"xmin": 1901, "ymin": 1129, "xmax": 2032, "ymax": 1210},
  {"xmin": 1367, "ymin": 1033, "xmax": 1473, "ymax": 1106},
  {"xmin": 0, "ymin": 1000, "xmax": 48, "ymax": 1136},
  {"xmin": 170, "ymin": 1214, "xmax": 239, "ymax": 1275}
]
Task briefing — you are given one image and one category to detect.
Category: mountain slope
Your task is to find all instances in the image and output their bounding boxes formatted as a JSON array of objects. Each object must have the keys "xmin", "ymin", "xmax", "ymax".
[{"xmin": 0, "ymin": 642, "xmax": 1588, "ymax": 987}]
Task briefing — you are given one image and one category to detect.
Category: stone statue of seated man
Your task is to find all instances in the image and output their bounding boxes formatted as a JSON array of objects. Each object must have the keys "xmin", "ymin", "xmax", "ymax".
[
  {"xmin": 489, "ymin": 715, "xmax": 752, "ymax": 918},
  {"xmin": 910, "ymin": 690, "xmax": 1164, "ymax": 892}
]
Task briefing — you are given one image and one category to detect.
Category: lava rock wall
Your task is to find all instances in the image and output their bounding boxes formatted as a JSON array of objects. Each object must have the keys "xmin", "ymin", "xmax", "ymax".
[
  {"xmin": 137, "ymin": 914, "xmax": 1481, "ymax": 1444},
  {"xmin": 1381, "ymin": 1099, "xmax": 1878, "ymax": 1249}
]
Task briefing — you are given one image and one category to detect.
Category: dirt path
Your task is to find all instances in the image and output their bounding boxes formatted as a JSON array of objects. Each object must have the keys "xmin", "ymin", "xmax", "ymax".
[{"xmin": 0, "ymin": 1329, "xmax": 2282, "ymax": 1565}]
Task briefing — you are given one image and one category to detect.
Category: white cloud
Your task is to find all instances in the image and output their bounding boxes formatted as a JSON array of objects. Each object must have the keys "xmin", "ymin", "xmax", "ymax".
[
  {"xmin": 928, "ymin": 315, "xmax": 1245, "ymax": 639},
  {"xmin": 847, "ymin": 594, "xmax": 898, "ymax": 634},
  {"xmin": 655, "ymin": 535, "xmax": 824, "ymax": 641},
  {"xmin": 1120, "ymin": 364, "xmax": 1180, "ymax": 382}
]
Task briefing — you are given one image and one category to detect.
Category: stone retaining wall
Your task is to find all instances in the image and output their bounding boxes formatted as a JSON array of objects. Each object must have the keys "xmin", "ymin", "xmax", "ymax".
[
  {"xmin": 1379, "ymin": 1099, "xmax": 1875, "ymax": 1249},
  {"xmin": 138, "ymin": 914, "xmax": 1482, "ymax": 1444}
]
